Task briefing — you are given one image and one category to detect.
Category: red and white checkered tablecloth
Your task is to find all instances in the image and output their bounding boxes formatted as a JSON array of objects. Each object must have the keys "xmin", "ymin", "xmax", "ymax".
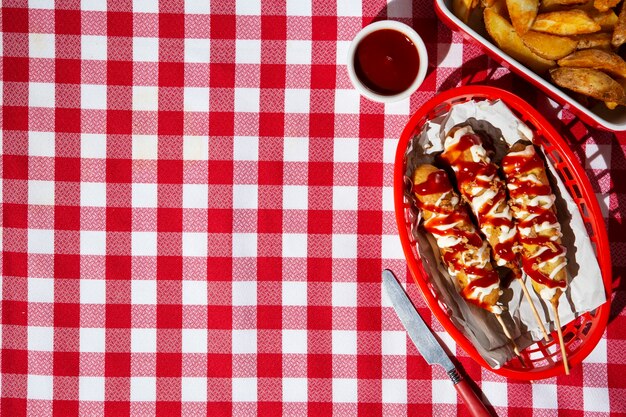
[{"xmin": 1, "ymin": 0, "xmax": 625, "ymax": 416}]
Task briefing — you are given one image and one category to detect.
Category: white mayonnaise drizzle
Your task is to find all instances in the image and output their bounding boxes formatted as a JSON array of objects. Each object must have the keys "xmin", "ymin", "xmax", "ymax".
[
  {"xmin": 470, "ymin": 188, "xmax": 497, "ymax": 214},
  {"xmin": 488, "ymin": 204, "xmax": 511, "ymax": 219},
  {"xmin": 445, "ymin": 125, "xmax": 474, "ymax": 149},
  {"xmin": 518, "ymin": 221, "xmax": 562, "ymax": 237},
  {"xmin": 539, "ymin": 286, "xmax": 559, "ymax": 301},
  {"xmin": 530, "ymin": 245, "xmax": 550, "ymax": 258},
  {"xmin": 436, "ymin": 235, "xmax": 463, "ymax": 248},
  {"xmin": 469, "ymin": 144, "xmax": 487, "ymax": 163},
  {"xmin": 464, "ymin": 242, "xmax": 490, "ymax": 268},
  {"xmin": 498, "ymin": 226, "xmax": 516, "ymax": 243},
  {"xmin": 524, "ymin": 173, "xmax": 542, "ymax": 184},
  {"xmin": 549, "ymin": 261, "xmax": 568, "ymax": 279},
  {"xmin": 526, "ymin": 194, "xmax": 555, "ymax": 208},
  {"xmin": 435, "ymin": 221, "xmax": 462, "ymax": 231},
  {"xmin": 434, "ymin": 190, "xmax": 450, "ymax": 207},
  {"xmin": 466, "ymin": 282, "xmax": 502, "ymax": 302},
  {"xmin": 538, "ymin": 251, "xmax": 567, "ymax": 269},
  {"xmin": 536, "ymin": 221, "xmax": 562, "ymax": 235},
  {"xmin": 525, "ymin": 213, "xmax": 539, "ymax": 222},
  {"xmin": 507, "ymin": 146, "xmax": 535, "ymax": 159}
]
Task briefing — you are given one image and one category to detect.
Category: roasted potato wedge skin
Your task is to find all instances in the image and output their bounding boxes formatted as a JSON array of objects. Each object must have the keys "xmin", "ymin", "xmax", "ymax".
[
  {"xmin": 487, "ymin": 0, "xmax": 509, "ymax": 16},
  {"xmin": 507, "ymin": 0, "xmax": 539, "ymax": 34},
  {"xmin": 612, "ymin": 4, "xmax": 626, "ymax": 48},
  {"xmin": 587, "ymin": 9, "xmax": 618, "ymax": 31},
  {"xmin": 593, "ymin": 0, "xmax": 620, "ymax": 12},
  {"xmin": 485, "ymin": 7, "xmax": 557, "ymax": 73},
  {"xmin": 550, "ymin": 67, "xmax": 626, "ymax": 102},
  {"xmin": 531, "ymin": 10, "xmax": 602, "ymax": 35},
  {"xmin": 522, "ymin": 31, "xmax": 579, "ymax": 59},
  {"xmin": 453, "ymin": 0, "xmax": 477, "ymax": 23},
  {"xmin": 540, "ymin": 0, "xmax": 592, "ymax": 12},
  {"xmin": 575, "ymin": 32, "xmax": 613, "ymax": 49},
  {"xmin": 557, "ymin": 48, "xmax": 626, "ymax": 78}
]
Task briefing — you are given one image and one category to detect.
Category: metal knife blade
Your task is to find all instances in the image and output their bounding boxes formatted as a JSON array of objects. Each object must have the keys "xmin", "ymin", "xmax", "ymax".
[
  {"xmin": 383, "ymin": 270, "xmax": 493, "ymax": 417},
  {"xmin": 382, "ymin": 269, "xmax": 455, "ymax": 373}
]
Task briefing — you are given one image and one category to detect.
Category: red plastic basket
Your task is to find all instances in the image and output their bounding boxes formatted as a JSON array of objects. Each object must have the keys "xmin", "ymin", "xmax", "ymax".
[{"xmin": 394, "ymin": 86, "xmax": 612, "ymax": 380}]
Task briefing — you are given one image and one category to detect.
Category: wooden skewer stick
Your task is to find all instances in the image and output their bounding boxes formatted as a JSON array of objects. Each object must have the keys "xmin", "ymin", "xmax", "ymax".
[
  {"xmin": 551, "ymin": 300, "xmax": 570, "ymax": 375},
  {"xmin": 495, "ymin": 313, "xmax": 522, "ymax": 357},
  {"xmin": 517, "ymin": 278, "xmax": 550, "ymax": 342}
]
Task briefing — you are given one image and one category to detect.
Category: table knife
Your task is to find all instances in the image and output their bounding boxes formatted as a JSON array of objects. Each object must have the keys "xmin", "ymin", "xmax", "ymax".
[{"xmin": 382, "ymin": 269, "xmax": 492, "ymax": 417}]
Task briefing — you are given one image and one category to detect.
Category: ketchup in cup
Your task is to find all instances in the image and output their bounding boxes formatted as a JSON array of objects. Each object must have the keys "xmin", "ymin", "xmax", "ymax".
[
  {"xmin": 354, "ymin": 29, "xmax": 420, "ymax": 96},
  {"xmin": 347, "ymin": 20, "xmax": 428, "ymax": 103}
]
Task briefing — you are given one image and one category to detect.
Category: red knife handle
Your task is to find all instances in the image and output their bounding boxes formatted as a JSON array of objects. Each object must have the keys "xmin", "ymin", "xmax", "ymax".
[{"xmin": 449, "ymin": 369, "xmax": 492, "ymax": 417}]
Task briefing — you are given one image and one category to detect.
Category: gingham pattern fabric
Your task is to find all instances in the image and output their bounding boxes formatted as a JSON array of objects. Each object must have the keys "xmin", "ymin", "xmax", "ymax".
[{"xmin": 1, "ymin": 1, "xmax": 625, "ymax": 416}]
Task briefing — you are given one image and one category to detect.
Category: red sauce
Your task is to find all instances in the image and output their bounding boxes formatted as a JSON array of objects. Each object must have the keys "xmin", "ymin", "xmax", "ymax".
[
  {"xmin": 354, "ymin": 29, "xmax": 419, "ymax": 96},
  {"xmin": 431, "ymin": 214, "xmax": 484, "ymax": 250},
  {"xmin": 459, "ymin": 272, "xmax": 500, "ymax": 311},
  {"xmin": 507, "ymin": 180, "xmax": 552, "ymax": 199},
  {"xmin": 413, "ymin": 169, "xmax": 500, "ymax": 308},
  {"xmin": 502, "ymin": 146, "xmax": 567, "ymax": 290},
  {"xmin": 523, "ymin": 252, "xmax": 567, "ymax": 289},
  {"xmin": 441, "ymin": 133, "xmax": 518, "ymax": 264},
  {"xmin": 413, "ymin": 170, "xmax": 451, "ymax": 196},
  {"xmin": 501, "ymin": 150, "xmax": 544, "ymax": 175}
]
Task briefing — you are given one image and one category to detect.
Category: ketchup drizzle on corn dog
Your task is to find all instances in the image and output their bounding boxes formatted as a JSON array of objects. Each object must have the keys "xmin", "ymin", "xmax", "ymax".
[
  {"xmin": 441, "ymin": 129, "xmax": 519, "ymax": 266},
  {"xmin": 413, "ymin": 170, "xmax": 453, "ymax": 198},
  {"xmin": 502, "ymin": 144, "xmax": 567, "ymax": 291}
]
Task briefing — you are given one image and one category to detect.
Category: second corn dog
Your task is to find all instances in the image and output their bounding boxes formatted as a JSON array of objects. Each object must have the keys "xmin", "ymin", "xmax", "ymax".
[{"xmin": 441, "ymin": 126, "xmax": 521, "ymax": 275}]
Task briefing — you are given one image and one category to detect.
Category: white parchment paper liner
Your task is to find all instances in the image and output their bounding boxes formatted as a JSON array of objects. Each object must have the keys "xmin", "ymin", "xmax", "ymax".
[{"xmin": 403, "ymin": 100, "xmax": 606, "ymax": 368}]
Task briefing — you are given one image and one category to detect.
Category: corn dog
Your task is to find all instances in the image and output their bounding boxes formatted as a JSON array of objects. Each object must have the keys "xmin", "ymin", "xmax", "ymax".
[
  {"xmin": 412, "ymin": 164, "xmax": 503, "ymax": 313},
  {"xmin": 501, "ymin": 141, "xmax": 568, "ymax": 303},
  {"xmin": 441, "ymin": 126, "xmax": 521, "ymax": 275},
  {"xmin": 501, "ymin": 140, "xmax": 569, "ymax": 372},
  {"xmin": 442, "ymin": 126, "xmax": 551, "ymax": 341}
]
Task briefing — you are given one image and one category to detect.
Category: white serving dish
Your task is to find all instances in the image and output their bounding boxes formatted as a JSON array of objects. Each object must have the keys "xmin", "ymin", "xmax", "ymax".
[{"xmin": 435, "ymin": 0, "xmax": 626, "ymax": 131}]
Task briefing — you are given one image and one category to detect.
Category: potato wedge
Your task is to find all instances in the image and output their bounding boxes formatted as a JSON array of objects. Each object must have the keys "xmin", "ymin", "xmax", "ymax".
[
  {"xmin": 612, "ymin": 4, "xmax": 626, "ymax": 48},
  {"xmin": 487, "ymin": 0, "xmax": 509, "ymax": 16},
  {"xmin": 507, "ymin": 0, "xmax": 539, "ymax": 34},
  {"xmin": 467, "ymin": 3, "xmax": 487, "ymax": 30},
  {"xmin": 453, "ymin": 0, "xmax": 479, "ymax": 23},
  {"xmin": 539, "ymin": 0, "xmax": 590, "ymax": 12},
  {"xmin": 575, "ymin": 32, "xmax": 613, "ymax": 49},
  {"xmin": 531, "ymin": 10, "xmax": 601, "ymax": 35},
  {"xmin": 522, "ymin": 31, "xmax": 578, "ymax": 59},
  {"xmin": 484, "ymin": 7, "xmax": 556, "ymax": 73},
  {"xmin": 574, "ymin": 0, "xmax": 601, "ymax": 12},
  {"xmin": 550, "ymin": 67, "xmax": 626, "ymax": 103},
  {"xmin": 557, "ymin": 48, "xmax": 626, "ymax": 78},
  {"xmin": 587, "ymin": 9, "xmax": 618, "ymax": 31},
  {"xmin": 593, "ymin": 0, "xmax": 620, "ymax": 12},
  {"xmin": 608, "ymin": 77, "xmax": 626, "ymax": 107}
]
